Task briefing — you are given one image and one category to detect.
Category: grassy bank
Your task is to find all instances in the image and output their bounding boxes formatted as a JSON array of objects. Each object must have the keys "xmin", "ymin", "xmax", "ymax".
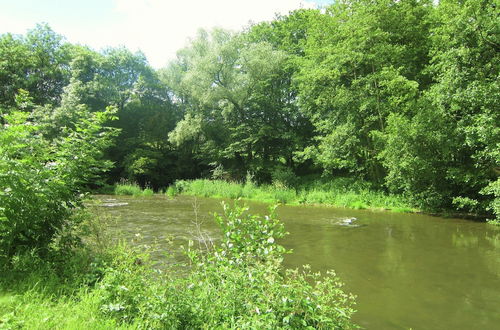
[
  {"xmin": 169, "ymin": 178, "xmax": 416, "ymax": 213},
  {"xmin": 0, "ymin": 203, "xmax": 356, "ymax": 329},
  {"xmin": 114, "ymin": 182, "xmax": 154, "ymax": 197}
]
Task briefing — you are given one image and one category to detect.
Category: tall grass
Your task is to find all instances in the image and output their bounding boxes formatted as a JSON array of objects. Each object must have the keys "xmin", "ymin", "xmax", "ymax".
[
  {"xmin": 173, "ymin": 178, "xmax": 416, "ymax": 212},
  {"xmin": 114, "ymin": 182, "xmax": 154, "ymax": 197}
]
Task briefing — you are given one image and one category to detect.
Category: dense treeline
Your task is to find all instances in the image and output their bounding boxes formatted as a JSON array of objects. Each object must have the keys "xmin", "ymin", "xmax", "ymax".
[{"xmin": 1, "ymin": 0, "xmax": 498, "ymax": 218}]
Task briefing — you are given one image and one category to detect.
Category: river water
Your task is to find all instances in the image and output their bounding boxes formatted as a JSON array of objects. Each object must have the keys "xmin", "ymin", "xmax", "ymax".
[{"xmin": 95, "ymin": 195, "xmax": 500, "ymax": 329}]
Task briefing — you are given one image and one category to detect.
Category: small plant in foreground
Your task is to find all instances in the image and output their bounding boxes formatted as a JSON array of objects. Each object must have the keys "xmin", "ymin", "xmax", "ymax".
[
  {"xmin": 172, "ymin": 202, "xmax": 357, "ymax": 328},
  {"xmin": 214, "ymin": 202, "xmax": 288, "ymax": 263},
  {"xmin": 92, "ymin": 202, "xmax": 357, "ymax": 328}
]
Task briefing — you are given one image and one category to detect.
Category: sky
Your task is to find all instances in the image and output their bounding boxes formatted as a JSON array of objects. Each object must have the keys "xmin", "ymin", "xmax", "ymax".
[{"xmin": 0, "ymin": 0, "xmax": 331, "ymax": 68}]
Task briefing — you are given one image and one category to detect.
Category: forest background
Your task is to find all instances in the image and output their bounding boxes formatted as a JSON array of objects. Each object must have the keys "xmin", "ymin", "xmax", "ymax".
[{"xmin": 1, "ymin": 0, "xmax": 498, "ymax": 218}]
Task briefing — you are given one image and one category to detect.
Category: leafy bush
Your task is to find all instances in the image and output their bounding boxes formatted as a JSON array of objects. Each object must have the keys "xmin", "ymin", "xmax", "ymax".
[
  {"xmin": 271, "ymin": 166, "xmax": 297, "ymax": 188},
  {"xmin": 271, "ymin": 187, "xmax": 297, "ymax": 204},
  {"xmin": 177, "ymin": 179, "xmax": 243, "ymax": 199},
  {"xmin": 482, "ymin": 178, "xmax": 500, "ymax": 224},
  {"xmin": 0, "ymin": 108, "xmax": 116, "ymax": 261},
  {"xmin": 177, "ymin": 202, "xmax": 356, "ymax": 328},
  {"xmin": 114, "ymin": 183, "xmax": 143, "ymax": 196},
  {"xmin": 165, "ymin": 185, "xmax": 178, "ymax": 198},
  {"xmin": 92, "ymin": 202, "xmax": 356, "ymax": 328},
  {"xmin": 211, "ymin": 163, "xmax": 229, "ymax": 180},
  {"xmin": 142, "ymin": 188, "xmax": 154, "ymax": 197}
]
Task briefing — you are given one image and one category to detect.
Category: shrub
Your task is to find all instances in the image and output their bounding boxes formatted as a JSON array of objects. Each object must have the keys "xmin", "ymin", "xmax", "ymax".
[
  {"xmin": 92, "ymin": 202, "xmax": 356, "ymax": 328},
  {"xmin": 482, "ymin": 178, "xmax": 500, "ymax": 224},
  {"xmin": 114, "ymin": 183, "xmax": 143, "ymax": 196},
  {"xmin": 271, "ymin": 166, "xmax": 297, "ymax": 188},
  {"xmin": 174, "ymin": 202, "xmax": 356, "ymax": 328},
  {"xmin": 0, "ymin": 109, "xmax": 116, "ymax": 261},
  {"xmin": 142, "ymin": 188, "xmax": 154, "ymax": 197},
  {"xmin": 271, "ymin": 187, "xmax": 297, "ymax": 204}
]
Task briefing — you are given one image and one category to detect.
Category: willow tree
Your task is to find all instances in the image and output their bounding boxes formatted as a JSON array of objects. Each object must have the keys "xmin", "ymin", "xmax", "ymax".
[{"xmin": 164, "ymin": 28, "xmax": 304, "ymax": 181}]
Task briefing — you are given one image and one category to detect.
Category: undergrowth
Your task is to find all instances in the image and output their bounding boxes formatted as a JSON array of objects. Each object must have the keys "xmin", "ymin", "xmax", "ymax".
[
  {"xmin": 169, "ymin": 178, "xmax": 416, "ymax": 213},
  {"xmin": 0, "ymin": 202, "xmax": 356, "ymax": 329},
  {"xmin": 114, "ymin": 182, "xmax": 154, "ymax": 197}
]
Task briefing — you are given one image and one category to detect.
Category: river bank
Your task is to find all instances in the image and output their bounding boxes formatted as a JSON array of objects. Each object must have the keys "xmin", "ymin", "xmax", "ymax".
[
  {"xmin": 109, "ymin": 179, "xmax": 416, "ymax": 213},
  {"xmin": 112, "ymin": 179, "xmax": 498, "ymax": 221}
]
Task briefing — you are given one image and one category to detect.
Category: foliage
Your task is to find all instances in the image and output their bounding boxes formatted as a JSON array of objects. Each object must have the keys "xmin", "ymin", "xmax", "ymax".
[
  {"xmin": 1, "ymin": 0, "xmax": 498, "ymax": 218},
  {"xmin": 0, "ymin": 104, "xmax": 116, "ymax": 261},
  {"xmin": 162, "ymin": 28, "xmax": 311, "ymax": 181},
  {"xmin": 0, "ymin": 23, "xmax": 72, "ymax": 108},
  {"xmin": 375, "ymin": 106, "xmax": 453, "ymax": 209},
  {"xmin": 0, "ymin": 234, "xmax": 139, "ymax": 329},
  {"xmin": 294, "ymin": 0, "xmax": 433, "ymax": 183},
  {"xmin": 91, "ymin": 202, "xmax": 356, "ymax": 328},
  {"xmin": 114, "ymin": 182, "xmax": 154, "ymax": 197},
  {"xmin": 482, "ymin": 178, "xmax": 500, "ymax": 225},
  {"xmin": 271, "ymin": 165, "xmax": 298, "ymax": 189},
  {"xmin": 165, "ymin": 185, "xmax": 179, "ymax": 198},
  {"xmin": 174, "ymin": 179, "xmax": 414, "ymax": 212},
  {"xmin": 1, "ymin": 203, "xmax": 356, "ymax": 329},
  {"xmin": 214, "ymin": 202, "xmax": 288, "ymax": 262}
]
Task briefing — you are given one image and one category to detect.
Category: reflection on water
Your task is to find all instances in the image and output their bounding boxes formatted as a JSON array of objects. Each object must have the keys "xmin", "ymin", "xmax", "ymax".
[{"xmin": 95, "ymin": 195, "xmax": 500, "ymax": 330}]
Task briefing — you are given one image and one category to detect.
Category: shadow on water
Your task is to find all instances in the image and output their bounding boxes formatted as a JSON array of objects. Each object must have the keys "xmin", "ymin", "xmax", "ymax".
[{"xmin": 95, "ymin": 194, "xmax": 500, "ymax": 330}]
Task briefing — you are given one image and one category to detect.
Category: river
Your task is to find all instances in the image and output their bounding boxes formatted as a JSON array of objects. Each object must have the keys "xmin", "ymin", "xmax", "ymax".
[{"xmin": 95, "ymin": 194, "xmax": 500, "ymax": 330}]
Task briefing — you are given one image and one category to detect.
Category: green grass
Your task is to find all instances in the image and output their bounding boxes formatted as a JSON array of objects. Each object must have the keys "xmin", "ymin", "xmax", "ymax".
[
  {"xmin": 142, "ymin": 188, "xmax": 154, "ymax": 196},
  {"xmin": 120, "ymin": 178, "xmax": 416, "ymax": 212},
  {"xmin": 0, "ymin": 291, "xmax": 125, "ymax": 329},
  {"xmin": 114, "ymin": 183, "xmax": 154, "ymax": 197},
  {"xmin": 165, "ymin": 185, "xmax": 177, "ymax": 198},
  {"xmin": 0, "ymin": 247, "xmax": 150, "ymax": 329},
  {"xmin": 173, "ymin": 178, "xmax": 417, "ymax": 212}
]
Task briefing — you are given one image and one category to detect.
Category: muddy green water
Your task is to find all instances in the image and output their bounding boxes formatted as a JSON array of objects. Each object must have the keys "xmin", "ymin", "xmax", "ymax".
[{"xmin": 96, "ymin": 195, "xmax": 500, "ymax": 330}]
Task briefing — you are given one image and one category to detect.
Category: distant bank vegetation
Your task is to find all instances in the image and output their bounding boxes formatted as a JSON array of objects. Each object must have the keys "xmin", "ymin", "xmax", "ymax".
[{"xmin": 165, "ymin": 178, "xmax": 415, "ymax": 213}]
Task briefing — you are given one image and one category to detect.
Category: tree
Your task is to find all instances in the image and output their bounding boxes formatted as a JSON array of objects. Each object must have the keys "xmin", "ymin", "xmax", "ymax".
[
  {"xmin": 0, "ymin": 24, "xmax": 72, "ymax": 108},
  {"xmin": 164, "ymin": 28, "xmax": 310, "ymax": 181},
  {"xmin": 427, "ymin": 0, "xmax": 499, "ymax": 212},
  {"xmin": 294, "ymin": 0, "xmax": 433, "ymax": 183},
  {"xmin": 376, "ymin": 0, "xmax": 499, "ymax": 213}
]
